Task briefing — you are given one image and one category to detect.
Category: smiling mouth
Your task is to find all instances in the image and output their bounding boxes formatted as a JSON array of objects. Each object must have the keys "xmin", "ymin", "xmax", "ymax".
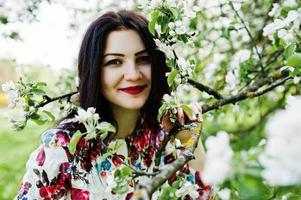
[{"xmin": 119, "ymin": 85, "xmax": 147, "ymax": 95}]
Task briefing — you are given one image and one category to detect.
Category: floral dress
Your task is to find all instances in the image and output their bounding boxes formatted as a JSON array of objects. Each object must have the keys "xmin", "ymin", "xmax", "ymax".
[{"xmin": 16, "ymin": 118, "xmax": 212, "ymax": 200}]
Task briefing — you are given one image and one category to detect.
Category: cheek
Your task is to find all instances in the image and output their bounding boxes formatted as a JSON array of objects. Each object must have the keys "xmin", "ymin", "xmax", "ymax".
[
  {"xmin": 144, "ymin": 65, "xmax": 152, "ymax": 82},
  {"xmin": 101, "ymin": 69, "xmax": 116, "ymax": 89}
]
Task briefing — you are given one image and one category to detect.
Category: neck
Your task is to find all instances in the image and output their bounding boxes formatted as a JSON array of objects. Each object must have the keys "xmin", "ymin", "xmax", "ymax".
[{"xmin": 111, "ymin": 105, "xmax": 140, "ymax": 139}]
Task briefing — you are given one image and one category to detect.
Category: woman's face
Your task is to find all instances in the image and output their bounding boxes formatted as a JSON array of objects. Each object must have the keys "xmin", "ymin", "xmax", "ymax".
[{"xmin": 100, "ymin": 29, "xmax": 152, "ymax": 111}]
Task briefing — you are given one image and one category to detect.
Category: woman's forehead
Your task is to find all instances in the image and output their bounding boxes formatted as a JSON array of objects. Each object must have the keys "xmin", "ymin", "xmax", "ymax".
[{"xmin": 103, "ymin": 29, "xmax": 146, "ymax": 54}]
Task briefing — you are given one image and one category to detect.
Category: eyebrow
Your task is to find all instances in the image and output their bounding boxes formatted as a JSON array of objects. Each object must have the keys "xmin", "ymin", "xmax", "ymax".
[{"xmin": 103, "ymin": 49, "xmax": 148, "ymax": 58}]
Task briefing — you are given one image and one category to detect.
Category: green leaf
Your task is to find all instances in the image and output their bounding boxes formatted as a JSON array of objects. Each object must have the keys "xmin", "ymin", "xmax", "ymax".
[
  {"xmin": 35, "ymin": 82, "xmax": 47, "ymax": 87},
  {"xmin": 157, "ymin": 102, "xmax": 169, "ymax": 122},
  {"xmin": 114, "ymin": 169, "xmax": 121, "ymax": 179},
  {"xmin": 160, "ymin": 15, "xmax": 170, "ymax": 34},
  {"xmin": 287, "ymin": 53, "xmax": 301, "ymax": 68},
  {"xmin": 112, "ymin": 182, "xmax": 128, "ymax": 194},
  {"xmin": 180, "ymin": 104, "xmax": 193, "ymax": 119},
  {"xmin": 32, "ymin": 88, "xmax": 46, "ymax": 95},
  {"xmin": 148, "ymin": 10, "xmax": 160, "ymax": 35},
  {"xmin": 97, "ymin": 122, "xmax": 116, "ymax": 133},
  {"xmin": 25, "ymin": 97, "xmax": 35, "ymax": 106},
  {"xmin": 32, "ymin": 118, "xmax": 47, "ymax": 125},
  {"xmin": 159, "ymin": 180, "xmax": 181, "ymax": 200},
  {"xmin": 178, "ymin": 34, "xmax": 189, "ymax": 43},
  {"xmin": 0, "ymin": 15, "xmax": 8, "ymax": 24},
  {"xmin": 121, "ymin": 166, "xmax": 132, "ymax": 177},
  {"xmin": 42, "ymin": 110, "xmax": 55, "ymax": 122},
  {"xmin": 85, "ymin": 131, "xmax": 98, "ymax": 140},
  {"xmin": 169, "ymin": 7, "xmax": 180, "ymax": 20},
  {"xmin": 99, "ymin": 131, "xmax": 108, "ymax": 140},
  {"xmin": 167, "ymin": 69, "xmax": 178, "ymax": 86},
  {"xmin": 69, "ymin": 130, "xmax": 82, "ymax": 155},
  {"xmin": 284, "ymin": 44, "xmax": 296, "ymax": 59},
  {"xmin": 166, "ymin": 58, "xmax": 175, "ymax": 68},
  {"xmin": 233, "ymin": 175, "xmax": 273, "ymax": 200}
]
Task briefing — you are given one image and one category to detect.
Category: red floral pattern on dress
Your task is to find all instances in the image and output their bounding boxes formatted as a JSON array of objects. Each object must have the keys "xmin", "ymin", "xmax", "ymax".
[
  {"xmin": 17, "ymin": 119, "xmax": 213, "ymax": 200},
  {"xmin": 36, "ymin": 147, "xmax": 46, "ymax": 166},
  {"xmin": 17, "ymin": 182, "xmax": 32, "ymax": 199},
  {"xmin": 126, "ymin": 121, "xmax": 163, "ymax": 167},
  {"xmin": 71, "ymin": 188, "xmax": 90, "ymax": 200},
  {"xmin": 74, "ymin": 137, "xmax": 104, "ymax": 172},
  {"xmin": 37, "ymin": 162, "xmax": 71, "ymax": 200}
]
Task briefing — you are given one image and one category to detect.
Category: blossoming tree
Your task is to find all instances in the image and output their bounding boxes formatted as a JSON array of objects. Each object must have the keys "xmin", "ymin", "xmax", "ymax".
[{"xmin": 1, "ymin": 0, "xmax": 301, "ymax": 199}]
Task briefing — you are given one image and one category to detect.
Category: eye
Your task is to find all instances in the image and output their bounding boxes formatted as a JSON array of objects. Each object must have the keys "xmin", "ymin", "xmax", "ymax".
[
  {"xmin": 137, "ymin": 56, "xmax": 150, "ymax": 65},
  {"xmin": 105, "ymin": 59, "xmax": 122, "ymax": 66}
]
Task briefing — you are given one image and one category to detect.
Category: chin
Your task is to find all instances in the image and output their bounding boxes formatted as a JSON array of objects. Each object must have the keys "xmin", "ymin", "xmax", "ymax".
[{"xmin": 120, "ymin": 101, "xmax": 147, "ymax": 110}]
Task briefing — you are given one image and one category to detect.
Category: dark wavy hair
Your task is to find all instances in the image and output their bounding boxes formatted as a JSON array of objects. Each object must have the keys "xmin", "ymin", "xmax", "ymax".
[{"xmin": 77, "ymin": 10, "xmax": 170, "ymax": 128}]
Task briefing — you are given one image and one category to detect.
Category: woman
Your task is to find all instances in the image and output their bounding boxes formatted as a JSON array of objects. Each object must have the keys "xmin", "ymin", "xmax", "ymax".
[{"xmin": 16, "ymin": 10, "xmax": 210, "ymax": 200}]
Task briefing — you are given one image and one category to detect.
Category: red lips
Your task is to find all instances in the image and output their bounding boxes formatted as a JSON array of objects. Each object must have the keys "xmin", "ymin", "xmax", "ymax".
[{"xmin": 119, "ymin": 85, "xmax": 146, "ymax": 95}]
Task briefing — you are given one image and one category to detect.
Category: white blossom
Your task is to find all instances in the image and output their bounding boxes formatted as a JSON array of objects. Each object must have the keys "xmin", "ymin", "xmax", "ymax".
[
  {"xmin": 285, "ymin": 10, "xmax": 299, "ymax": 23},
  {"xmin": 259, "ymin": 96, "xmax": 301, "ymax": 186},
  {"xmin": 165, "ymin": 0, "xmax": 178, "ymax": 7},
  {"xmin": 235, "ymin": 49, "xmax": 251, "ymax": 63},
  {"xmin": 225, "ymin": 70, "xmax": 239, "ymax": 93},
  {"xmin": 154, "ymin": 39, "xmax": 174, "ymax": 58},
  {"xmin": 176, "ymin": 56, "xmax": 194, "ymax": 78},
  {"xmin": 74, "ymin": 107, "xmax": 99, "ymax": 123},
  {"xmin": 263, "ymin": 10, "xmax": 299, "ymax": 38},
  {"xmin": 175, "ymin": 181, "xmax": 199, "ymax": 199},
  {"xmin": 203, "ymin": 53, "xmax": 225, "ymax": 82},
  {"xmin": 149, "ymin": 0, "xmax": 162, "ymax": 9},
  {"xmin": 1, "ymin": 81, "xmax": 21, "ymax": 108},
  {"xmin": 263, "ymin": 19, "xmax": 287, "ymax": 36},
  {"xmin": 1, "ymin": 81, "xmax": 16, "ymax": 92},
  {"xmin": 268, "ymin": 3, "xmax": 281, "ymax": 17},
  {"xmin": 283, "ymin": 0, "xmax": 297, "ymax": 7},
  {"xmin": 202, "ymin": 131, "xmax": 233, "ymax": 185},
  {"xmin": 232, "ymin": 104, "xmax": 240, "ymax": 112},
  {"xmin": 293, "ymin": 76, "xmax": 300, "ymax": 84},
  {"xmin": 136, "ymin": 0, "xmax": 148, "ymax": 7},
  {"xmin": 277, "ymin": 29, "xmax": 294, "ymax": 44},
  {"xmin": 217, "ymin": 188, "xmax": 231, "ymax": 200},
  {"xmin": 174, "ymin": 20, "xmax": 187, "ymax": 35}
]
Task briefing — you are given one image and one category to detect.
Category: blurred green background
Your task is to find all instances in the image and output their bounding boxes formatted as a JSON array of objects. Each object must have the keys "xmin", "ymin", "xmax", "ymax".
[
  {"xmin": 0, "ymin": 59, "xmax": 57, "ymax": 199},
  {"xmin": 0, "ymin": 112, "xmax": 50, "ymax": 199}
]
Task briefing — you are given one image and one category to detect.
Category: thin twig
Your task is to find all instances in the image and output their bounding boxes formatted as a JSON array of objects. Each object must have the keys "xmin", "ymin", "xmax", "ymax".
[
  {"xmin": 122, "ymin": 162, "xmax": 159, "ymax": 179},
  {"xmin": 36, "ymin": 91, "xmax": 78, "ymax": 108},
  {"xmin": 229, "ymin": 1, "xmax": 264, "ymax": 72},
  {"xmin": 188, "ymin": 79, "xmax": 224, "ymax": 99},
  {"xmin": 202, "ymin": 78, "xmax": 290, "ymax": 113}
]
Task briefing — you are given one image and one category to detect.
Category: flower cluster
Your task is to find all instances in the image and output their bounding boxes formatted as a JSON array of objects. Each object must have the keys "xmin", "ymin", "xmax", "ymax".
[
  {"xmin": 142, "ymin": 0, "xmax": 199, "ymax": 88},
  {"xmin": 225, "ymin": 49, "xmax": 251, "ymax": 93},
  {"xmin": 73, "ymin": 107, "xmax": 115, "ymax": 140},
  {"xmin": 263, "ymin": 10, "xmax": 300, "ymax": 45},
  {"xmin": 202, "ymin": 131, "xmax": 234, "ymax": 185},
  {"xmin": 1, "ymin": 81, "xmax": 21, "ymax": 108},
  {"xmin": 175, "ymin": 181, "xmax": 199, "ymax": 199},
  {"xmin": 1, "ymin": 78, "xmax": 57, "ymax": 130},
  {"xmin": 259, "ymin": 96, "xmax": 301, "ymax": 186}
]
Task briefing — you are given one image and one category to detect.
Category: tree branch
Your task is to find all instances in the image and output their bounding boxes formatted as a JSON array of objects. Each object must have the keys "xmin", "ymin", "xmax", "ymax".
[
  {"xmin": 201, "ymin": 70, "xmax": 290, "ymax": 113},
  {"xmin": 136, "ymin": 69, "xmax": 293, "ymax": 199},
  {"xmin": 136, "ymin": 127, "xmax": 200, "ymax": 199},
  {"xmin": 37, "ymin": 91, "xmax": 78, "ymax": 109},
  {"xmin": 188, "ymin": 79, "xmax": 224, "ymax": 99}
]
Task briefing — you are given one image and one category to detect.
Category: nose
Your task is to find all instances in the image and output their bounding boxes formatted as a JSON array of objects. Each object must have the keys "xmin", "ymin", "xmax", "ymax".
[{"xmin": 124, "ymin": 61, "xmax": 142, "ymax": 81}]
